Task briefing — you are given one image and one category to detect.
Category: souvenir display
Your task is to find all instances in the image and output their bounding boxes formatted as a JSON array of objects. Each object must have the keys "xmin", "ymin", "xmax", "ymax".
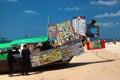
[
  {"xmin": 39, "ymin": 49, "xmax": 62, "ymax": 65},
  {"xmin": 56, "ymin": 20, "xmax": 75, "ymax": 45},
  {"xmin": 30, "ymin": 54, "xmax": 40, "ymax": 67},
  {"xmin": 30, "ymin": 39, "xmax": 83, "ymax": 67},
  {"xmin": 48, "ymin": 25, "xmax": 57, "ymax": 41},
  {"xmin": 60, "ymin": 45, "xmax": 72, "ymax": 61},
  {"xmin": 1, "ymin": 16, "xmax": 99, "ymax": 73},
  {"xmin": 72, "ymin": 16, "xmax": 86, "ymax": 36},
  {"xmin": 86, "ymin": 19, "xmax": 99, "ymax": 38},
  {"xmin": 86, "ymin": 40, "xmax": 105, "ymax": 50}
]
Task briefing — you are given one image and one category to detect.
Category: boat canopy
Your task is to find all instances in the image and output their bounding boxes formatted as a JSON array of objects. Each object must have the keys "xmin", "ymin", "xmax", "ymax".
[
  {"xmin": 0, "ymin": 43, "xmax": 12, "ymax": 49},
  {"xmin": 11, "ymin": 36, "xmax": 48, "ymax": 45},
  {"xmin": 0, "ymin": 36, "xmax": 48, "ymax": 48}
]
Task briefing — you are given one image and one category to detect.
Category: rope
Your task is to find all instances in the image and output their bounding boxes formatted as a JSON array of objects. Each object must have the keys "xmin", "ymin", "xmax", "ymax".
[{"xmin": 91, "ymin": 50, "xmax": 110, "ymax": 60}]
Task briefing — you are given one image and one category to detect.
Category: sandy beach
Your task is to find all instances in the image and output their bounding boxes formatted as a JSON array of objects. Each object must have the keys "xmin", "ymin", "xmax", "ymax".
[{"xmin": 0, "ymin": 42, "xmax": 120, "ymax": 80}]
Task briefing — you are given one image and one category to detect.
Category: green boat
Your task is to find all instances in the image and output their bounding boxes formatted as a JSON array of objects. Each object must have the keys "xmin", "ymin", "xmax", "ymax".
[{"xmin": 0, "ymin": 36, "xmax": 82, "ymax": 73}]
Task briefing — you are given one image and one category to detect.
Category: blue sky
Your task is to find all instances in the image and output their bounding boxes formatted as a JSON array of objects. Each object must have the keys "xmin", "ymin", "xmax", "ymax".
[{"xmin": 0, "ymin": 0, "xmax": 120, "ymax": 40}]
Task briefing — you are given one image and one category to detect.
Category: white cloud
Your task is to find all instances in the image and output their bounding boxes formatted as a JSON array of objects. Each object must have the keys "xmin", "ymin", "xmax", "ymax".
[
  {"xmin": 0, "ymin": 0, "xmax": 19, "ymax": 2},
  {"xmin": 116, "ymin": 22, "xmax": 120, "ymax": 25},
  {"xmin": 95, "ymin": 11, "xmax": 120, "ymax": 18},
  {"xmin": 58, "ymin": 8, "xmax": 62, "ymax": 10},
  {"xmin": 7, "ymin": 0, "xmax": 18, "ymax": 2},
  {"xmin": 59, "ymin": 7, "xmax": 80, "ymax": 11},
  {"xmin": 90, "ymin": 0, "xmax": 118, "ymax": 6},
  {"xmin": 99, "ymin": 22, "xmax": 120, "ymax": 27},
  {"xmin": 23, "ymin": 10, "xmax": 38, "ymax": 15},
  {"xmin": 65, "ymin": 7, "xmax": 80, "ymax": 11},
  {"xmin": 37, "ymin": 26, "xmax": 41, "ymax": 29}
]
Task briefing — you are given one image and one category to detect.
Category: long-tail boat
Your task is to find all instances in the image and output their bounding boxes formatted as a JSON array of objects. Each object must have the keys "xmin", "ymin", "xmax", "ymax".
[{"xmin": 0, "ymin": 36, "xmax": 83, "ymax": 73}]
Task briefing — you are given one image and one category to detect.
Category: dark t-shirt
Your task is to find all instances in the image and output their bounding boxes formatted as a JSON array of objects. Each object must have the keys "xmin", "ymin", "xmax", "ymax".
[
  {"xmin": 21, "ymin": 48, "xmax": 31, "ymax": 63},
  {"xmin": 7, "ymin": 50, "xmax": 16, "ymax": 64}
]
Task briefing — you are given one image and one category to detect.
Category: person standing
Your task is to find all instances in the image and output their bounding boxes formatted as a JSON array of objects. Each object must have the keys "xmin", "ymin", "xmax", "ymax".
[
  {"xmin": 21, "ymin": 44, "xmax": 31, "ymax": 75},
  {"xmin": 7, "ymin": 49, "xmax": 16, "ymax": 77},
  {"xmin": 112, "ymin": 38, "xmax": 116, "ymax": 44}
]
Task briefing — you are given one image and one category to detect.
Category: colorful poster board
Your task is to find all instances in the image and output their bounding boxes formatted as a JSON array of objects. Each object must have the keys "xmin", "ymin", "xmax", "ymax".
[
  {"xmin": 30, "ymin": 49, "xmax": 62, "ymax": 67},
  {"xmin": 30, "ymin": 39, "xmax": 82, "ymax": 67},
  {"xmin": 86, "ymin": 40, "xmax": 105, "ymax": 50},
  {"xmin": 60, "ymin": 45, "xmax": 72, "ymax": 61},
  {"xmin": 48, "ymin": 24, "xmax": 57, "ymax": 41},
  {"xmin": 30, "ymin": 54, "xmax": 41, "ymax": 67},
  {"xmin": 39, "ymin": 49, "xmax": 62, "ymax": 65},
  {"xmin": 72, "ymin": 16, "xmax": 86, "ymax": 36},
  {"xmin": 56, "ymin": 20, "xmax": 75, "ymax": 45}
]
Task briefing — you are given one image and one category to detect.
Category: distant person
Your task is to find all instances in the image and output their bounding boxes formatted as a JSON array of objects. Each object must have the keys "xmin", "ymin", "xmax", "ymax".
[
  {"xmin": 21, "ymin": 44, "xmax": 31, "ymax": 75},
  {"xmin": 41, "ymin": 40, "xmax": 53, "ymax": 51},
  {"xmin": 36, "ymin": 42, "xmax": 43, "ymax": 51},
  {"xmin": 7, "ymin": 49, "xmax": 16, "ymax": 77},
  {"xmin": 112, "ymin": 39, "xmax": 116, "ymax": 44}
]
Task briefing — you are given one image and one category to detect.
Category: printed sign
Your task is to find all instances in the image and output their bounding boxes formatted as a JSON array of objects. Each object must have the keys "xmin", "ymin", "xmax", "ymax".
[
  {"xmin": 48, "ymin": 24, "xmax": 57, "ymax": 41},
  {"xmin": 72, "ymin": 16, "xmax": 86, "ymax": 35}
]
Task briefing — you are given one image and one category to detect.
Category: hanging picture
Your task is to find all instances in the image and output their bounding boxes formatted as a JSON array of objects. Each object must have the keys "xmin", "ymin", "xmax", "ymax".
[
  {"xmin": 48, "ymin": 24, "xmax": 57, "ymax": 41},
  {"xmin": 39, "ymin": 49, "xmax": 62, "ymax": 65},
  {"xmin": 30, "ymin": 54, "xmax": 41, "ymax": 67},
  {"xmin": 56, "ymin": 20, "xmax": 75, "ymax": 45},
  {"xmin": 72, "ymin": 16, "xmax": 86, "ymax": 36}
]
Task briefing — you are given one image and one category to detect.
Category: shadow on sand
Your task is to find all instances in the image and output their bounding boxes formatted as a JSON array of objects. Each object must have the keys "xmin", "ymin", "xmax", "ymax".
[
  {"xmin": 1, "ymin": 59, "xmax": 114, "ymax": 76},
  {"xmin": 40, "ymin": 59, "xmax": 114, "ymax": 71}
]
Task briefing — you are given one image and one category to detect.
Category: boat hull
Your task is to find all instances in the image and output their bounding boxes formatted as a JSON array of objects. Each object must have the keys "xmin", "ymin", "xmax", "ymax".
[{"xmin": 0, "ymin": 57, "xmax": 73, "ymax": 74}]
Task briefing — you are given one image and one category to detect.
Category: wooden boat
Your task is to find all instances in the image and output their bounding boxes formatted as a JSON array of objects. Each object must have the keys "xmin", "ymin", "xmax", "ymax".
[
  {"xmin": 0, "ymin": 37, "xmax": 82, "ymax": 74},
  {"xmin": 0, "ymin": 55, "xmax": 73, "ymax": 74}
]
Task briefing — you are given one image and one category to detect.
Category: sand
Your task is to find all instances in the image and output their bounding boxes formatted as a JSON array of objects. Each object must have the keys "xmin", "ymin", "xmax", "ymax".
[{"xmin": 0, "ymin": 42, "xmax": 120, "ymax": 80}]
